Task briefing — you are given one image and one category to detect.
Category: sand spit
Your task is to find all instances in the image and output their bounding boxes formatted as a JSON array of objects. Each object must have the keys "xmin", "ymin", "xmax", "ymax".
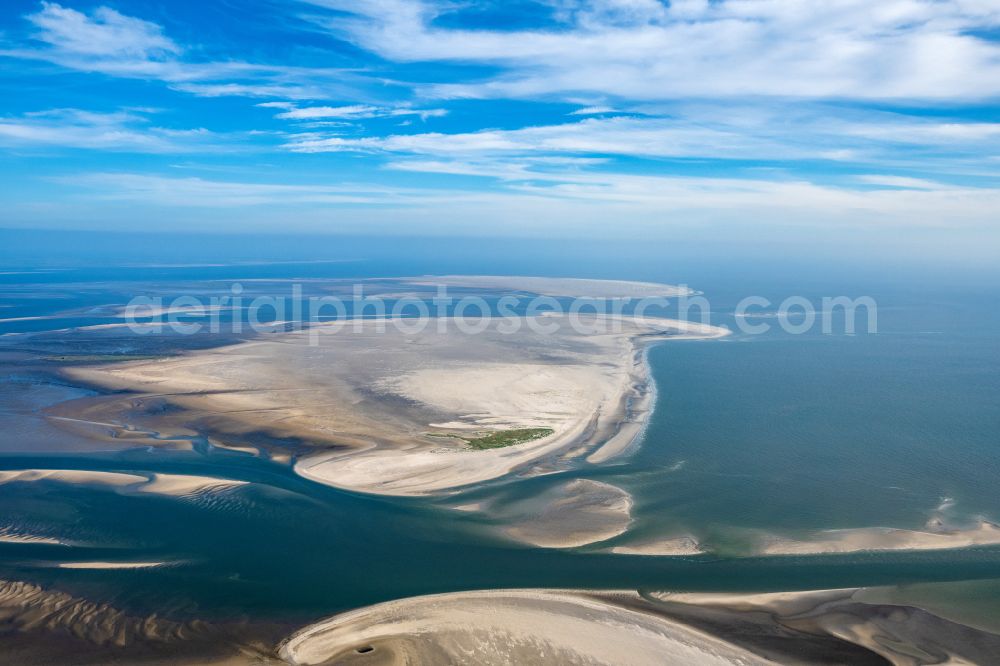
[
  {"xmin": 0, "ymin": 469, "xmax": 147, "ymax": 488},
  {"xmin": 395, "ymin": 275, "xmax": 693, "ymax": 299},
  {"xmin": 757, "ymin": 520, "xmax": 1000, "ymax": 555},
  {"xmin": 603, "ymin": 519, "xmax": 1000, "ymax": 558},
  {"xmin": 56, "ymin": 561, "xmax": 168, "ymax": 570},
  {"xmin": 279, "ymin": 590, "xmax": 770, "ymax": 666},
  {"xmin": 0, "ymin": 468, "xmax": 246, "ymax": 499},
  {"xmin": 502, "ymin": 479, "xmax": 633, "ymax": 548},
  {"xmin": 66, "ymin": 287, "xmax": 728, "ymax": 496}
]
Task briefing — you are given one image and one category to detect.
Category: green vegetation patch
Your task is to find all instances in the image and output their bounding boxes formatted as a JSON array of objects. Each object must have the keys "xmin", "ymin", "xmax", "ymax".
[{"xmin": 463, "ymin": 427, "xmax": 554, "ymax": 450}]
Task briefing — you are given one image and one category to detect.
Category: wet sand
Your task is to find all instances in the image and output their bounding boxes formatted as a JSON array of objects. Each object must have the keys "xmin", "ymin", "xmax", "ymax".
[
  {"xmin": 0, "ymin": 578, "xmax": 282, "ymax": 665},
  {"xmin": 0, "ymin": 469, "xmax": 246, "ymax": 498},
  {"xmin": 606, "ymin": 535, "xmax": 704, "ymax": 556},
  {"xmin": 279, "ymin": 585, "xmax": 1000, "ymax": 665},
  {"xmin": 3, "ymin": 577, "xmax": 999, "ymax": 665},
  {"xmin": 757, "ymin": 520, "xmax": 1000, "ymax": 555},
  {"xmin": 502, "ymin": 479, "xmax": 633, "ymax": 548},
  {"xmin": 55, "ymin": 561, "xmax": 169, "ymax": 570},
  {"xmin": 279, "ymin": 589, "xmax": 770, "ymax": 666}
]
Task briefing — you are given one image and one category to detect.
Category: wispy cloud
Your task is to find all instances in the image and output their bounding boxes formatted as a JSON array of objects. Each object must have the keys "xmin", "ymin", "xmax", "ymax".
[
  {"xmin": 59, "ymin": 172, "xmax": 424, "ymax": 206},
  {"xmin": 570, "ymin": 106, "xmax": 617, "ymax": 116},
  {"xmin": 28, "ymin": 2, "xmax": 179, "ymax": 60},
  {"xmin": 1, "ymin": 1, "xmax": 998, "ymax": 240},
  {"xmin": 304, "ymin": 0, "xmax": 1000, "ymax": 101},
  {"xmin": 0, "ymin": 108, "xmax": 220, "ymax": 152},
  {"xmin": 6, "ymin": 2, "xmax": 368, "ymax": 100},
  {"xmin": 282, "ymin": 108, "xmax": 1000, "ymax": 177},
  {"xmin": 268, "ymin": 104, "xmax": 448, "ymax": 121},
  {"xmin": 49, "ymin": 169, "xmax": 1000, "ymax": 232}
]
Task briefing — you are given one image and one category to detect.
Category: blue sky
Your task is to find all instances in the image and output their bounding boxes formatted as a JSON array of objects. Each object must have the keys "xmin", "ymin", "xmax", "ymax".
[{"xmin": 1, "ymin": 0, "xmax": 999, "ymax": 241}]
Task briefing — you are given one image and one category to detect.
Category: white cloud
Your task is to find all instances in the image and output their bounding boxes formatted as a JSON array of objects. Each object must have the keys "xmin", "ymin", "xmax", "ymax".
[
  {"xmin": 277, "ymin": 105, "xmax": 382, "ymax": 119},
  {"xmin": 5, "ymin": 0, "xmax": 998, "ymax": 240},
  {"xmin": 11, "ymin": 3, "xmax": 370, "ymax": 100},
  {"xmin": 286, "ymin": 116, "xmax": 794, "ymax": 157},
  {"xmin": 15, "ymin": 2, "xmax": 196, "ymax": 79},
  {"xmin": 305, "ymin": 0, "xmax": 1000, "ymax": 101},
  {"xmin": 57, "ymin": 172, "xmax": 435, "ymax": 207},
  {"xmin": 27, "ymin": 2, "xmax": 179, "ymax": 59},
  {"xmin": 168, "ymin": 82, "xmax": 336, "ymax": 100},
  {"xmin": 570, "ymin": 106, "xmax": 617, "ymax": 115},
  {"xmin": 0, "ymin": 108, "xmax": 218, "ymax": 152},
  {"xmin": 856, "ymin": 175, "xmax": 945, "ymax": 189},
  {"xmin": 49, "ymin": 170, "xmax": 1000, "ymax": 233},
  {"xmin": 256, "ymin": 101, "xmax": 297, "ymax": 110},
  {"xmin": 282, "ymin": 110, "xmax": 1000, "ymax": 175},
  {"xmin": 273, "ymin": 104, "xmax": 448, "ymax": 120}
]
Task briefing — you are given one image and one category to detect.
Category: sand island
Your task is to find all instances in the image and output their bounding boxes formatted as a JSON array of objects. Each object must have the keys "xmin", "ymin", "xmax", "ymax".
[{"xmin": 61, "ymin": 277, "xmax": 727, "ymax": 503}]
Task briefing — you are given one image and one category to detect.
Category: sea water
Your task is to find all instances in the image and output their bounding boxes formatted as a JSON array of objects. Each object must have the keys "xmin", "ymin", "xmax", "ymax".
[{"xmin": 1, "ymin": 233, "xmax": 998, "ymax": 623}]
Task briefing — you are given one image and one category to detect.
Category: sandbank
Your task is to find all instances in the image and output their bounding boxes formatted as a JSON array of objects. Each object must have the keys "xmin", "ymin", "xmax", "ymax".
[
  {"xmin": 502, "ymin": 479, "xmax": 633, "ymax": 548},
  {"xmin": 757, "ymin": 520, "xmax": 1000, "ymax": 555},
  {"xmin": 64, "ymin": 278, "xmax": 729, "ymax": 497},
  {"xmin": 606, "ymin": 535, "xmax": 703, "ymax": 556},
  {"xmin": 279, "ymin": 586, "xmax": 1000, "ymax": 666},
  {"xmin": 393, "ymin": 275, "xmax": 693, "ymax": 299},
  {"xmin": 279, "ymin": 589, "xmax": 769, "ymax": 666},
  {"xmin": 0, "ymin": 468, "xmax": 246, "ymax": 498},
  {"xmin": 56, "ymin": 561, "xmax": 168, "ymax": 570}
]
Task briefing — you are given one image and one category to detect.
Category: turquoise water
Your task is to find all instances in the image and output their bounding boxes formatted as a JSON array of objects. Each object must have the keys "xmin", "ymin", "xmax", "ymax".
[
  {"xmin": 615, "ymin": 311, "xmax": 1000, "ymax": 547},
  {"xmin": 1, "ymin": 242, "xmax": 999, "ymax": 625}
]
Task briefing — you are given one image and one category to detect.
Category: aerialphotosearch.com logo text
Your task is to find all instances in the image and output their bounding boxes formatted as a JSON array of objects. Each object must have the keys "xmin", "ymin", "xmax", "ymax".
[{"xmin": 122, "ymin": 283, "xmax": 878, "ymax": 341}]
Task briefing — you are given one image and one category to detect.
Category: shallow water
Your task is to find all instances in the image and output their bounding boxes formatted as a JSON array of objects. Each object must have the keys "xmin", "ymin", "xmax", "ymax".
[{"xmin": 1, "ymin": 255, "xmax": 999, "ymax": 626}]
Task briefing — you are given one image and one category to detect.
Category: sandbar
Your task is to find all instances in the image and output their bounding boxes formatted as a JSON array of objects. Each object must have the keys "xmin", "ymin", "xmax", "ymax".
[
  {"xmin": 756, "ymin": 520, "xmax": 1000, "ymax": 555},
  {"xmin": 280, "ymin": 586, "xmax": 1000, "ymax": 666},
  {"xmin": 279, "ymin": 589, "xmax": 769, "ymax": 666},
  {"xmin": 64, "ymin": 277, "xmax": 729, "ymax": 497},
  {"xmin": 502, "ymin": 479, "xmax": 633, "ymax": 548},
  {"xmin": 0, "ymin": 468, "xmax": 246, "ymax": 498}
]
